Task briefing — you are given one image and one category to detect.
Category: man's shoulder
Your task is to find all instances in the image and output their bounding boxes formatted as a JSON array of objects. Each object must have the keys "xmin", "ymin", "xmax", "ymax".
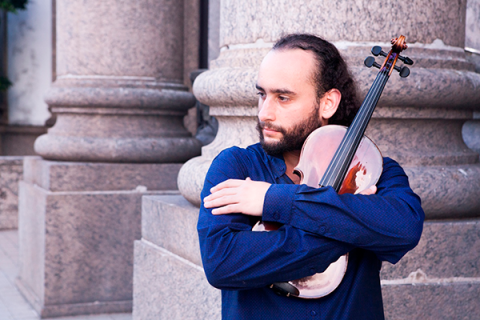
[
  {"xmin": 205, "ymin": 143, "xmax": 267, "ymax": 186},
  {"xmin": 379, "ymin": 157, "xmax": 411, "ymax": 186},
  {"xmin": 382, "ymin": 157, "xmax": 406, "ymax": 174},
  {"xmin": 215, "ymin": 143, "xmax": 265, "ymax": 162}
]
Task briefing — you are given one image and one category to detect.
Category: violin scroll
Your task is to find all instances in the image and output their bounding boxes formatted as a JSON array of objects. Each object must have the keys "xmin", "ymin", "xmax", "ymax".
[
  {"xmin": 391, "ymin": 36, "xmax": 408, "ymax": 52},
  {"xmin": 364, "ymin": 35, "xmax": 414, "ymax": 78}
]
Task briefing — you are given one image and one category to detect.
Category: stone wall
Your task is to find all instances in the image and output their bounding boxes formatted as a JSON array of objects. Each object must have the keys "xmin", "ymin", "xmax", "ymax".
[{"xmin": 0, "ymin": 157, "xmax": 22, "ymax": 230}]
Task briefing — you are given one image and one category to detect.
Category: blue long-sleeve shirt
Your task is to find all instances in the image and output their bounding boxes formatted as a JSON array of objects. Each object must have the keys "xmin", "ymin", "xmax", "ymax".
[{"xmin": 198, "ymin": 143, "xmax": 424, "ymax": 320}]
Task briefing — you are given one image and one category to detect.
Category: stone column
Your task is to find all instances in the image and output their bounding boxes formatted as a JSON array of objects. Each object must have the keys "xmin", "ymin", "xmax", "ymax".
[
  {"xmin": 17, "ymin": 0, "xmax": 201, "ymax": 318},
  {"xmin": 140, "ymin": 0, "xmax": 479, "ymax": 318},
  {"xmin": 181, "ymin": 1, "xmax": 480, "ymax": 214}
]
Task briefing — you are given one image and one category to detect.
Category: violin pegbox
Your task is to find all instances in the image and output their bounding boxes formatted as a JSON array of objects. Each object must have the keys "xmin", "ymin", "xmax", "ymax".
[{"xmin": 364, "ymin": 35, "xmax": 414, "ymax": 78}]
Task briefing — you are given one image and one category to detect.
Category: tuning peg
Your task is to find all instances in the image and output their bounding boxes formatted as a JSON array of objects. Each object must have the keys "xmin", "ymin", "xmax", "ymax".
[
  {"xmin": 394, "ymin": 65, "xmax": 410, "ymax": 77},
  {"xmin": 364, "ymin": 56, "xmax": 381, "ymax": 69},
  {"xmin": 371, "ymin": 46, "xmax": 387, "ymax": 57},
  {"xmin": 398, "ymin": 55, "xmax": 414, "ymax": 65}
]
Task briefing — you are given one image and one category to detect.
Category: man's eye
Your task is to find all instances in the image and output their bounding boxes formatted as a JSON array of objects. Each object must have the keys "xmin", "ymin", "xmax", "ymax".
[
  {"xmin": 257, "ymin": 92, "xmax": 265, "ymax": 98},
  {"xmin": 278, "ymin": 96, "xmax": 289, "ymax": 101}
]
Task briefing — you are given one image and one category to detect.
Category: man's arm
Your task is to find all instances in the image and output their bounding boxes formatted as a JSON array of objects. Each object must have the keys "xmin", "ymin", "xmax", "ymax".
[
  {"xmin": 260, "ymin": 157, "xmax": 424, "ymax": 263},
  {"xmin": 198, "ymin": 149, "xmax": 424, "ymax": 289},
  {"xmin": 198, "ymin": 148, "xmax": 353, "ymax": 290}
]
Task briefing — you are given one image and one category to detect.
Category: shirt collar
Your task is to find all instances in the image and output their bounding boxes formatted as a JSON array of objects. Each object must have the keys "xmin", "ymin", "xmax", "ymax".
[{"xmin": 250, "ymin": 143, "xmax": 287, "ymax": 180}]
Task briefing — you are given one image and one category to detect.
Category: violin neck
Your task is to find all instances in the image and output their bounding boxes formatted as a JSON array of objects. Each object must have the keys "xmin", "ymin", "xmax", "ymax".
[{"xmin": 319, "ymin": 70, "xmax": 390, "ymax": 191}]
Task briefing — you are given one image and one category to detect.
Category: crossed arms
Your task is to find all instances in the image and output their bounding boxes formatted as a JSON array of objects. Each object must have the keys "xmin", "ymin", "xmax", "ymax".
[{"xmin": 197, "ymin": 146, "xmax": 424, "ymax": 290}]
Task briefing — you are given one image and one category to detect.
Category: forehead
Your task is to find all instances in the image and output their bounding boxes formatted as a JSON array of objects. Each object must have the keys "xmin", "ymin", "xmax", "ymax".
[{"xmin": 257, "ymin": 48, "xmax": 317, "ymax": 91}]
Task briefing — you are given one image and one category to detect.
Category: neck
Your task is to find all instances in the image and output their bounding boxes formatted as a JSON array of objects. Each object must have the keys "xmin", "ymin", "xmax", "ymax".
[{"xmin": 283, "ymin": 150, "xmax": 301, "ymax": 184}]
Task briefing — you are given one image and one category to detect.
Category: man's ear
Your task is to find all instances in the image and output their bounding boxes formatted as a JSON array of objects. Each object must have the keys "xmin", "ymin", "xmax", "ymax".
[{"xmin": 319, "ymin": 88, "xmax": 341, "ymax": 122}]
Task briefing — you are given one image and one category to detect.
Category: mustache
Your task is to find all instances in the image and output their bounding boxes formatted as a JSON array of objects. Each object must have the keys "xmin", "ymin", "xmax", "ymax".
[{"xmin": 257, "ymin": 121, "xmax": 287, "ymax": 134}]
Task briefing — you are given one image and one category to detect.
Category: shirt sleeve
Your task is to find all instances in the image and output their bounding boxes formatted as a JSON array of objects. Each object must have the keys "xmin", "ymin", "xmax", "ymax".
[
  {"xmin": 197, "ymin": 148, "xmax": 353, "ymax": 290},
  {"xmin": 262, "ymin": 158, "xmax": 424, "ymax": 264}
]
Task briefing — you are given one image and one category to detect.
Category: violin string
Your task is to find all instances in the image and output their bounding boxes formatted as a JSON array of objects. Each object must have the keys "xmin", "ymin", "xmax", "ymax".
[
  {"xmin": 324, "ymin": 71, "xmax": 383, "ymax": 184},
  {"xmin": 336, "ymin": 71, "xmax": 389, "ymax": 185},
  {"xmin": 321, "ymin": 68, "xmax": 390, "ymax": 189},
  {"xmin": 340, "ymin": 72, "xmax": 388, "ymax": 172},
  {"xmin": 322, "ymin": 69, "xmax": 388, "ymax": 188}
]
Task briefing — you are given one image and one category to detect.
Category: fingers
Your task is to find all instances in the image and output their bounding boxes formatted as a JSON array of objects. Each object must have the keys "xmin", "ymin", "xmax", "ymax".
[
  {"xmin": 204, "ymin": 194, "xmax": 238, "ymax": 209},
  {"xmin": 211, "ymin": 204, "xmax": 240, "ymax": 215},
  {"xmin": 210, "ymin": 178, "xmax": 246, "ymax": 193},
  {"xmin": 205, "ymin": 187, "xmax": 237, "ymax": 202},
  {"xmin": 204, "ymin": 179, "xmax": 246, "ymax": 210},
  {"xmin": 204, "ymin": 178, "xmax": 269, "ymax": 217},
  {"xmin": 206, "ymin": 178, "xmax": 251, "ymax": 204}
]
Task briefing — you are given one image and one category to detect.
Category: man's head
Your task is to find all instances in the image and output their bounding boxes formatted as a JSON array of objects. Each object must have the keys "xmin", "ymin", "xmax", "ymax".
[{"xmin": 256, "ymin": 34, "xmax": 359, "ymax": 155}]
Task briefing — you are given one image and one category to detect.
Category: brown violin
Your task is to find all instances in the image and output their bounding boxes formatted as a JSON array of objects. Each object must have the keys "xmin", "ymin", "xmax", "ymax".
[{"xmin": 253, "ymin": 35, "xmax": 413, "ymax": 299}]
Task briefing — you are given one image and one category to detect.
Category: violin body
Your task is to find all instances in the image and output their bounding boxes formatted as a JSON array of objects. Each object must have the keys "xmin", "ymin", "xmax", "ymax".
[
  {"xmin": 296, "ymin": 125, "xmax": 383, "ymax": 196},
  {"xmin": 253, "ymin": 125, "xmax": 383, "ymax": 299},
  {"xmin": 290, "ymin": 125, "xmax": 383, "ymax": 298}
]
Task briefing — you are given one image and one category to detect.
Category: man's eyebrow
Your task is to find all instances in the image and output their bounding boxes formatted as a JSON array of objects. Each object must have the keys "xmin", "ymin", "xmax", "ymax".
[
  {"xmin": 255, "ymin": 84, "xmax": 264, "ymax": 91},
  {"xmin": 255, "ymin": 84, "xmax": 296, "ymax": 95},
  {"xmin": 272, "ymin": 88, "xmax": 296, "ymax": 95}
]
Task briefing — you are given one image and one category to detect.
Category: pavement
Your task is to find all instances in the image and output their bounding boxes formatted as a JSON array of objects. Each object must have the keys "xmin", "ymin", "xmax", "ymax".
[{"xmin": 0, "ymin": 230, "xmax": 132, "ymax": 320}]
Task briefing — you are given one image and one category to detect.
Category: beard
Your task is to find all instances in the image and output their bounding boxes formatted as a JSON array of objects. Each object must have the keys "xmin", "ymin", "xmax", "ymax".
[{"xmin": 257, "ymin": 106, "xmax": 323, "ymax": 155}]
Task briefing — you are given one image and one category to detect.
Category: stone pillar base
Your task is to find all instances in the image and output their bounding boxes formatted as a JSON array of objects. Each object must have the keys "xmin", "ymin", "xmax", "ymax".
[
  {"xmin": 381, "ymin": 219, "xmax": 480, "ymax": 319},
  {"xmin": 133, "ymin": 195, "xmax": 480, "ymax": 320},
  {"xmin": 0, "ymin": 125, "xmax": 47, "ymax": 156},
  {"xmin": 17, "ymin": 157, "xmax": 182, "ymax": 318},
  {"xmin": 0, "ymin": 157, "xmax": 23, "ymax": 230},
  {"xmin": 133, "ymin": 195, "xmax": 220, "ymax": 320}
]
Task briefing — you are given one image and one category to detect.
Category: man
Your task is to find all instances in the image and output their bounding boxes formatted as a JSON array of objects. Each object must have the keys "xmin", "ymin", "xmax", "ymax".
[{"xmin": 198, "ymin": 34, "xmax": 424, "ymax": 319}]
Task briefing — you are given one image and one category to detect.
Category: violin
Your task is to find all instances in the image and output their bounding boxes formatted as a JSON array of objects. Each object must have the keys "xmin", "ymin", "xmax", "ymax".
[{"xmin": 253, "ymin": 35, "xmax": 414, "ymax": 299}]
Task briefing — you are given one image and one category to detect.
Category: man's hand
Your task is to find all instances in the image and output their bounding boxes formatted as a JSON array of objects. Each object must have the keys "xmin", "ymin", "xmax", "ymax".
[{"xmin": 203, "ymin": 178, "xmax": 271, "ymax": 216}]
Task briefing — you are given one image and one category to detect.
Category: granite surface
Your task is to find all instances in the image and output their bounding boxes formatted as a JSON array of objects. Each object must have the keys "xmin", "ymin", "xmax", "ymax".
[
  {"xmin": 381, "ymin": 220, "xmax": 480, "ymax": 279},
  {"xmin": 184, "ymin": 0, "xmax": 480, "ymax": 213},
  {"xmin": 1, "ymin": 125, "xmax": 47, "ymax": 156},
  {"xmin": 366, "ymin": 118, "xmax": 478, "ymax": 167},
  {"xmin": 23, "ymin": 156, "xmax": 182, "ymax": 192},
  {"xmin": 183, "ymin": 0, "xmax": 200, "ymax": 89},
  {"xmin": 141, "ymin": 195, "xmax": 201, "ymax": 266},
  {"xmin": 382, "ymin": 282, "xmax": 480, "ymax": 320},
  {"xmin": 178, "ymin": 114, "xmax": 258, "ymax": 206},
  {"xmin": 36, "ymin": 94, "xmax": 202, "ymax": 162},
  {"xmin": 194, "ymin": 47, "xmax": 480, "ymax": 110},
  {"xmin": 404, "ymin": 164, "xmax": 480, "ymax": 218},
  {"xmin": 17, "ymin": 159, "xmax": 180, "ymax": 318},
  {"xmin": 35, "ymin": 134, "xmax": 202, "ymax": 163},
  {"xmin": 0, "ymin": 157, "xmax": 23, "ymax": 230},
  {"xmin": 17, "ymin": 181, "xmax": 46, "ymax": 309},
  {"xmin": 56, "ymin": 0, "xmax": 184, "ymax": 80},
  {"xmin": 137, "ymin": 195, "xmax": 480, "ymax": 320},
  {"xmin": 133, "ymin": 240, "xmax": 221, "ymax": 320},
  {"xmin": 45, "ymin": 78, "xmax": 196, "ymax": 109},
  {"xmin": 220, "ymin": 0, "xmax": 467, "ymax": 47},
  {"xmin": 38, "ymin": 0, "xmax": 202, "ymax": 163}
]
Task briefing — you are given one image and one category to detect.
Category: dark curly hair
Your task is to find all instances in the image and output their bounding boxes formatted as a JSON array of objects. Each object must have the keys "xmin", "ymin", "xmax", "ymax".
[{"xmin": 272, "ymin": 34, "xmax": 359, "ymax": 126}]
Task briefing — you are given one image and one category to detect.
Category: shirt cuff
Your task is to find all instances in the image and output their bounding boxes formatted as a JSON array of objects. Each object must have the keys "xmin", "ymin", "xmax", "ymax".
[{"xmin": 262, "ymin": 184, "xmax": 298, "ymax": 224}]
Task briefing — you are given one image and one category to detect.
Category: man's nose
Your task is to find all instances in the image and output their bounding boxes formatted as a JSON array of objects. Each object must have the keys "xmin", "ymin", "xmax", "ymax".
[{"xmin": 258, "ymin": 96, "xmax": 276, "ymax": 122}]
